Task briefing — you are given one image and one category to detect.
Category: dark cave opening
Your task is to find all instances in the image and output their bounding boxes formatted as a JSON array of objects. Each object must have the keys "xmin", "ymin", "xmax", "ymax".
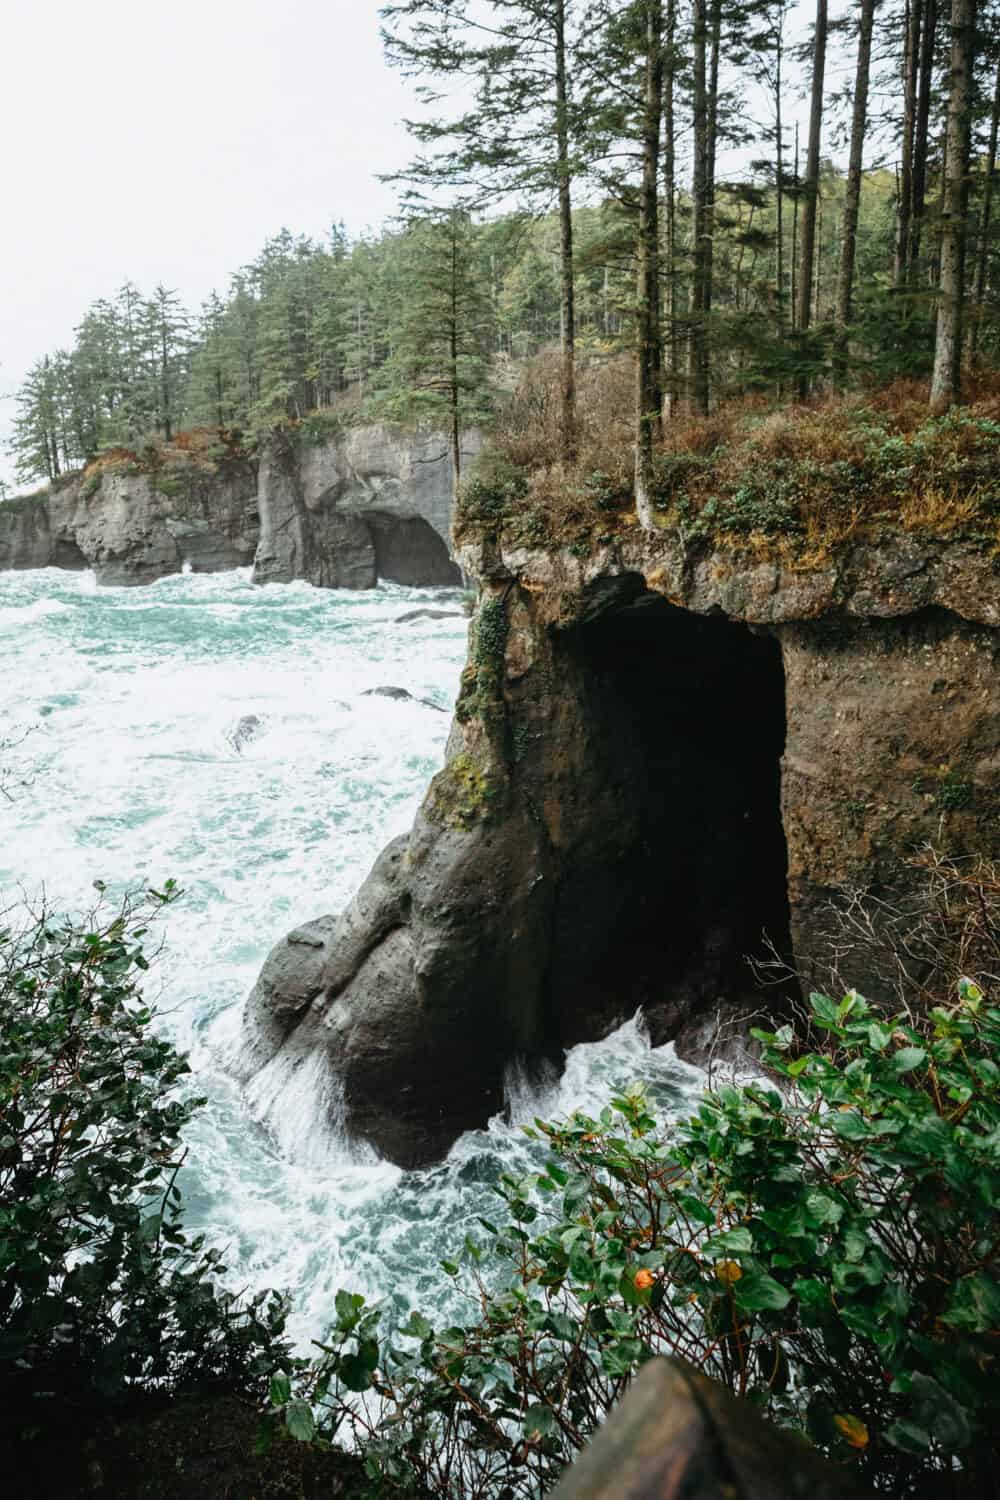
[
  {"xmin": 547, "ymin": 591, "xmax": 794, "ymax": 1055},
  {"xmin": 367, "ymin": 513, "xmax": 462, "ymax": 587}
]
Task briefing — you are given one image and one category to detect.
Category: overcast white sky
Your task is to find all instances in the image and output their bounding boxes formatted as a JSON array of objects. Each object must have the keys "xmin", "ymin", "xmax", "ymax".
[
  {"xmin": 1, "ymin": 0, "xmax": 837, "ymax": 490},
  {"xmin": 0, "ymin": 0, "xmax": 416, "ymax": 484}
]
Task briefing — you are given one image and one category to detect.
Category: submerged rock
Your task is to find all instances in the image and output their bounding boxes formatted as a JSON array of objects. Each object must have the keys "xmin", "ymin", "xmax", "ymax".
[
  {"xmin": 225, "ymin": 714, "xmax": 266, "ymax": 753},
  {"xmin": 396, "ymin": 608, "xmax": 464, "ymax": 624},
  {"xmin": 362, "ymin": 686, "xmax": 446, "ymax": 711}
]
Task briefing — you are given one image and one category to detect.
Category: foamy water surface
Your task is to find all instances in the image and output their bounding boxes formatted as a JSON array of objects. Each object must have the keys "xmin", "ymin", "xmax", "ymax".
[{"xmin": 0, "ymin": 565, "xmax": 703, "ymax": 1346}]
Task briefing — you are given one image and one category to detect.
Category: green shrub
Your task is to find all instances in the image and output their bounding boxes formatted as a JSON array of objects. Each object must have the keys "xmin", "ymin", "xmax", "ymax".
[
  {"xmin": 274, "ymin": 983, "xmax": 1000, "ymax": 1498},
  {"xmin": 473, "ymin": 596, "xmax": 508, "ymax": 677},
  {"xmin": 294, "ymin": 409, "xmax": 345, "ymax": 448},
  {"xmin": 456, "ymin": 457, "xmax": 529, "ymax": 533},
  {"xmin": 0, "ymin": 887, "xmax": 291, "ymax": 1424}
]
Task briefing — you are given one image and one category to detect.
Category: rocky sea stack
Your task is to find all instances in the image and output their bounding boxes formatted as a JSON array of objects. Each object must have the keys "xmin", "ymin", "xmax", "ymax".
[{"xmin": 239, "ymin": 521, "xmax": 1000, "ymax": 1167}]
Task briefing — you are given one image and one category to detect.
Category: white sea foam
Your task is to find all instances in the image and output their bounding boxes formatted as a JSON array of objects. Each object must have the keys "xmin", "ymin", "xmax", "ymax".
[
  {"xmin": 0, "ymin": 595, "xmax": 71, "ymax": 631},
  {"xmin": 0, "ymin": 565, "xmax": 704, "ymax": 1350}
]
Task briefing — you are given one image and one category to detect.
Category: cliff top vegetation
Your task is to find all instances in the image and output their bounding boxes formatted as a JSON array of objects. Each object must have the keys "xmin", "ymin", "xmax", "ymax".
[{"xmin": 456, "ymin": 357, "xmax": 1000, "ymax": 567}]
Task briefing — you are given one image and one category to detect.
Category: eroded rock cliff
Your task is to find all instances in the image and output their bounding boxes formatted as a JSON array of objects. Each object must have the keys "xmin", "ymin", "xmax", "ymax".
[
  {"xmin": 0, "ymin": 454, "xmax": 258, "ymax": 585},
  {"xmin": 0, "ymin": 422, "xmax": 469, "ymax": 588},
  {"xmin": 239, "ymin": 528, "xmax": 1000, "ymax": 1167},
  {"xmin": 251, "ymin": 424, "xmax": 469, "ymax": 588}
]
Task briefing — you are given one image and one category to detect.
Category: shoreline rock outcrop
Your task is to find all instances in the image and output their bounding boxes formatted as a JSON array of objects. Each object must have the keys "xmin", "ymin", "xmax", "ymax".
[
  {"xmin": 0, "ymin": 422, "xmax": 471, "ymax": 589},
  {"xmin": 239, "ymin": 527, "xmax": 1000, "ymax": 1167},
  {"xmin": 0, "ymin": 457, "xmax": 259, "ymax": 585},
  {"xmin": 251, "ymin": 425, "xmax": 468, "ymax": 589}
]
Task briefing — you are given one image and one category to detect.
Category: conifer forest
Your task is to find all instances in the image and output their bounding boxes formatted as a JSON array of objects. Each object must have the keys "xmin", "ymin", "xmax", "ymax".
[{"xmin": 10, "ymin": 0, "xmax": 1000, "ymax": 492}]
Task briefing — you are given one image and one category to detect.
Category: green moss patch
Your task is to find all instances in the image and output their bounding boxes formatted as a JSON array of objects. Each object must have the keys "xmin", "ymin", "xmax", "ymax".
[{"xmin": 426, "ymin": 751, "xmax": 502, "ymax": 830}]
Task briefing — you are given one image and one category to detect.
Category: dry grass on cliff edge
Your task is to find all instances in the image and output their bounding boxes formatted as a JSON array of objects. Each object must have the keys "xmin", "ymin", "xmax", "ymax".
[{"xmin": 456, "ymin": 357, "xmax": 1000, "ymax": 566}]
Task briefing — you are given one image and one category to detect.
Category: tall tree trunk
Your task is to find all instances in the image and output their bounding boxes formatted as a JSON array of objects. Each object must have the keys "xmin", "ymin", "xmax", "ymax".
[
  {"xmin": 773, "ymin": 17, "xmax": 785, "ymax": 327},
  {"xmin": 895, "ymin": 0, "xmax": 922, "ymax": 284},
  {"xmin": 688, "ymin": 0, "xmax": 710, "ymax": 413},
  {"xmin": 969, "ymin": 55, "xmax": 1000, "ymax": 360},
  {"xmin": 704, "ymin": 0, "xmax": 723, "ymax": 326},
  {"xmin": 797, "ymin": 0, "xmax": 828, "ymax": 365},
  {"xmin": 814, "ymin": 190, "xmax": 823, "ymax": 322},
  {"xmin": 663, "ymin": 0, "xmax": 677, "ymax": 416},
  {"xmin": 450, "ymin": 223, "xmax": 462, "ymax": 491},
  {"xmin": 554, "ymin": 0, "xmax": 577, "ymax": 463},
  {"xmin": 835, "ymin": 0, "xmax": 877, "ymax": 367},
  {"xmin": 907, "ymin": 0, "xmax": 938, "ymax": 277},
  {"xmin": 160, "ymin": 322, "xmax": 173, "ymax": 442},
  {"xmin": 791, "ymin": 123, "xmax": 800, "ymax": 329},
  {"xmin": 636, "ymin": 0, "xmax": 664, "ymax": 524},
  {"xmin": 930, "ymin": 0, "xmax": 977, "ymax": 411}
]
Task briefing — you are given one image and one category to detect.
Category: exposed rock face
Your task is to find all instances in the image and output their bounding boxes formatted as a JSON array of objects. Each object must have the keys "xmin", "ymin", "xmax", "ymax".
[
  {"xmin": 0, "ymin": 420, "xmax": 472, "ymax": 588},
  {"xmin": 239, "ymin": 528, "xmax": 1000, "ymax": 1167},
  {"xmin": 300, "ymin": 422, "xmax": 471, "ymax": 546},
  {"xmin": 0, "ymin": 495, "xmax": 71, "ymax": 572},
  {"xmin": 251, "ymin": 424, "xmax": 469, "ymax": 589},
  {"xmin": 251, "ymin": 442, "xmax": 377, "ymax": 589},
  {"xmin": 0, "ymin": 459, "xmax": 258, "ymax": 585}
]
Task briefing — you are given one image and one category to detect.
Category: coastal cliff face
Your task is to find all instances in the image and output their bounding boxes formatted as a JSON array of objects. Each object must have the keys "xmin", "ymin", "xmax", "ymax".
[
  {"xmin": 0, "ymin": 422, "xmax": 467, "ymax": 588},
  {"xmin": 0, "ymin": 458, "xmax": 259, "ymax": 585},
  {"xmin": 239, "ymin": 530, "xmax": 1000, "ymax": 1167},
  {"xmin": 251, "ymin": 423, "xmax": 470, "ymax": 588}
]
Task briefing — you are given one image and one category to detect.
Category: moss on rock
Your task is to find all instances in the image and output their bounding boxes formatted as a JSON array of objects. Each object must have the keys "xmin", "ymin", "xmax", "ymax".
[{"xmin": 426, "ymin": 751, "xmax": 502, "ymax": 830}]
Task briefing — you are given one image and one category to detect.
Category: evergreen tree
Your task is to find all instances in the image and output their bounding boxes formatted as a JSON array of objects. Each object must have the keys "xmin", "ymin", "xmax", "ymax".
[
  {"xmin": 381, "ymin": 0, "xmax": 590, "ymax": 461},
  {"xmin": 186, "ymin": 292, "xmax": 239, "ymax": 429},
  {"xmin": 374, "ymin": 208, "xmax": 493, "ymax": 488},
  {"xmin": 969, "ymin": 42, "xmax": 1000, "ymax": 358},
  {"xmin": 143, "ymin": 285, "xmax": 190, "ymax": 441},
  {"xmin": 796, "ymin": 0, "xmax": 829, "ymax": 393},
  {"xmin": 635, "ymin": 0, "xmax": 664, "ymax": 522},
  {"xmin": 835, "ymin": 0, "xmax": 879, "ymax": 365},
  {"xmin": 10, "ymin": 356, "xmax": 65, "ymax": 483}
]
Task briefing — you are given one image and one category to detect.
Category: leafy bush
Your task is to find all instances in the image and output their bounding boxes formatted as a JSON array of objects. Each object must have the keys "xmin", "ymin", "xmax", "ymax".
[
  {"xmin": 293, "ymin": 408, "xmax": 345, "ymax": 448},
  {"xmin": 273, "ymin": 982, "xmax": 1000, "ymax": 1498},
  {"xmin": 0, "ymin": 887, "xmax": 291, "ymax": 1424},
  {"xmin": 457, "ymin": 456, "xmax": 530, "ymax": 533}
]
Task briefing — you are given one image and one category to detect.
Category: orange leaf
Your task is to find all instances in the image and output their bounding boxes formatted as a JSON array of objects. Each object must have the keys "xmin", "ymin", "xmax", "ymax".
[{"xmin": 834, "ymin": 1414, "xmax": 869, "ymax": 1450}]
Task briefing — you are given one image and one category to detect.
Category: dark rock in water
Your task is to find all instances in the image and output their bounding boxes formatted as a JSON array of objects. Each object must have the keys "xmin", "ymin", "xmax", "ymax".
[
  {"xmin": 237, "ymin": 839, "xmax": 472, "ymax": 1167},
  {"xmin": 363, "ymin": 686, "xmax": 446, "ymax": 711},
  {"xmin": 237, "ymin": 914, "xmax": 340, "ymax": 1083},
  {"xmin": 241, "ymin": 531, "xmax": 1000, "ymax": 1169},
  {"xmin": 396, "ymin": 608, "xmax": 464, "ymax": 624},
  {"xmin": 364, "ymin": 686, "xmax": 413, "ymax": 701},
  {"xmin": 225, "ymin": 714, "xmax": 266, "ymax": 753}
]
